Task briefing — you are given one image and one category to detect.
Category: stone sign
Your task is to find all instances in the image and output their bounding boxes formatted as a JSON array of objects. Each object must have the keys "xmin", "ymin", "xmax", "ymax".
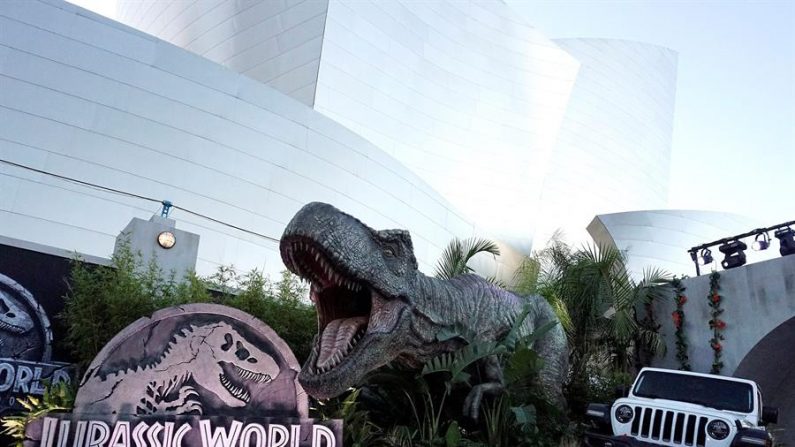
[{"xmin": 24, "ymin": 304, "xmax": 341, "ymax": 447}]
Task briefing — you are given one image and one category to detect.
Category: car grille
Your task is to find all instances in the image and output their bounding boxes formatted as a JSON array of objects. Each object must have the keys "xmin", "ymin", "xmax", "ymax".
[{"xmin": 629, "ymin": 406, "xmax": 709, "ymax": 446}]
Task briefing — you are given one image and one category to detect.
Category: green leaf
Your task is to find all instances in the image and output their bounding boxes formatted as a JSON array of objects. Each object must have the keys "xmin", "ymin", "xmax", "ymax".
[
  {"xmin": 434, "ymin": 237, "xmax": 500, "ymax": 282},
  {"xmin": 445, "ymin": 421, "xmax": 461, "ymax": 447},
  {"xmin": 511, "ymin": 404, "xmax": 537, "ymax": 428}
]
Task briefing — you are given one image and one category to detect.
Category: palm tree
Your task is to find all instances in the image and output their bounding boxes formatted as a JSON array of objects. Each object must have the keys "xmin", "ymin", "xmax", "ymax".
[
  {"xmin": 434, "ymin": 237, "xmax": 500, "ymax": 282},
  {"xmin": 526, "ymin": 239, "xmax": 672, "ymax": 408}
]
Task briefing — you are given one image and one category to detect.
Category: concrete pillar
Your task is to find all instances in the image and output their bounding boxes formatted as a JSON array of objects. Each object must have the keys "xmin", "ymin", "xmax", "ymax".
[{"xmin": 114, "ymin": 214, "xmax": 200, "ymax": 281}]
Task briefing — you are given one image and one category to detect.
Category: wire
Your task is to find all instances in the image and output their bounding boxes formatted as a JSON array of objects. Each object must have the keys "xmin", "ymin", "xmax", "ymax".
[{"xmin": 0, "ymin": 158, "xmax": 281, "ymax": 244}]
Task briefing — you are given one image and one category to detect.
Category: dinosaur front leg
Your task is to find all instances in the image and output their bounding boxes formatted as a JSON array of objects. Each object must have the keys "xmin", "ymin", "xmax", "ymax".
[{"xmin": 463, "ymin": 355, "xmax": 504, "ymax": 421}]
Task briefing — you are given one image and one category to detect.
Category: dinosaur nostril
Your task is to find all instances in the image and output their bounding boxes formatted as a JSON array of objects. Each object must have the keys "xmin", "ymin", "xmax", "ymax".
[
  {"xmin": 247, "ymin": 358, "xmax": 257, "ymax": 364},
  {"xmin": 221, "ymin": 333, "xmax": 233, "ymax": 351}
]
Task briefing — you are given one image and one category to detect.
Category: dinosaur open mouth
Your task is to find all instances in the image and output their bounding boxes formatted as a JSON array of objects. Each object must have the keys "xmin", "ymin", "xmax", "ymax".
[
  {"xmin": 282, "ymin": 238, "xmax": 375, "ymax": 376},
  {"xmin": 218, "ymin": 362, "xmax": 271, "ymax": 403},
  {"xmin": 0, "ymin": 320, "xmax": 28, "ymax": 334}
]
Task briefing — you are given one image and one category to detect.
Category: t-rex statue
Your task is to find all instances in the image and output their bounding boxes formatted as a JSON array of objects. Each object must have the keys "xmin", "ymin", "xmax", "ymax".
[{"xmin": 279, "ymin": 202, "xmax": 568, "ymax": 416}]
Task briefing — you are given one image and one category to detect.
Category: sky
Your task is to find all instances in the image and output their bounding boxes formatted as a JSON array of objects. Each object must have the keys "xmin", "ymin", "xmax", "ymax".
[
  {"xmin": 70, "ymin": 0, "xmax": 795, "ymax": 225},
  {"xmin": 511, "ymin": 0, "xmax": 795, "ymax": 226}
]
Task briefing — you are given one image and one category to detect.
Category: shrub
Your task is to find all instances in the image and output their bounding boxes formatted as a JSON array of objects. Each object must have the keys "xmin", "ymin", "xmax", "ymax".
[
  {"xmin": 60, "ymin": 243, "xmax": 316, "ymax": 368},
  {"xmin": 61, "ymin": 244, "xmax": 212, "ymax": 369}
]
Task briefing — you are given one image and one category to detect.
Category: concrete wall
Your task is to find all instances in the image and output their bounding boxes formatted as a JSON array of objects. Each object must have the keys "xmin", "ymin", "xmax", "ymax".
[
  {"xmin": 652, "ymin": 254, "xmax": 795, "ymax": 375},
  {"xmin": 0, "ymin": 0, "xmax": 483, "ymax": 278}
]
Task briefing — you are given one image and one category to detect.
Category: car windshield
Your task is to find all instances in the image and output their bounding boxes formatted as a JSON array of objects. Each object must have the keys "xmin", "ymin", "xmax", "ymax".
[{"xmin": 633, "ymin": 371, "xmax": 753, "ymax": 413}]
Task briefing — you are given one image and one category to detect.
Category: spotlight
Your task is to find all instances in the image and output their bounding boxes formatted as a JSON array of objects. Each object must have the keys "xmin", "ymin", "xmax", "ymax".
[
  {"xmin": 699, "ymin": 248, "xmax": 714, "ymax": 265},
  {"xmin": 775, "ymin": 227, "xmax": 795, "ymax": 256},
  {"xmin": 719, "ymin": 240, "xmax": 747, "ymax": 269},
  {"xmin": 752, "ymin": 232, "xmax": 770, "ymax": 251}
]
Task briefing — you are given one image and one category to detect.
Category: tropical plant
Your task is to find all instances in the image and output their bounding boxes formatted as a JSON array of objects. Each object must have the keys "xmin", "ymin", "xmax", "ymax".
[
  {"xmin": 434, "ymin": 237, "xmax": 501, "ymax": 284},
  {"xmin": 1, "ymin": 381, "xmax": 75, "ymax": 447},
  {"xmin": 313, "ymin": 389, "xmax": 387, "ymax": 447},
  {"xmin": 337, "ymin": 307, "xmax": 560, "ymax": 446},
  {"xmin": 525, "ymin": 238, "xmax": 672, "ymax": 412}
]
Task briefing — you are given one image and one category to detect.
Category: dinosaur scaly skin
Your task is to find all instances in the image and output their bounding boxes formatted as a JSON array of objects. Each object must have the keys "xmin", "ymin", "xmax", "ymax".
[
  {"xmin": 280, "ymin": 202, "xmax": 568, "ymax": 407},
  {"xmin": 74, "ymin": 322, "xmax": 279, "ymax": 416}
]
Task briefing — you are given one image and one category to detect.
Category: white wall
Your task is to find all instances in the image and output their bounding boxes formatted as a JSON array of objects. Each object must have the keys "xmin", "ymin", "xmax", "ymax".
[
  {"xmin": 535, "ymin": 39, "xmax": 678, "ymax": 248},
  {"xmin": 314, "ymin": 0, "xmax": 580, "ymax": 252},
  {"xmin": 0, "ymin": 0, "xmax": 481, "ymax": 278},
  {"xmin": 114, "ymin": 0, "xmax": 583, "ymax": 254},
  {"xmin": 117, "ymin": 0, "xmax": 329, "ymax": 106}
]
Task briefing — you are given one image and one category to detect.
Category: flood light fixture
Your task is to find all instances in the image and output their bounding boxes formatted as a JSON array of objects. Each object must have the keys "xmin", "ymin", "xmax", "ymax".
[
  {"xmin": 751, "ymin": 232, "xmax": 770, "ymax": 251},
  {"xmin": 699, "ymin": 248, "xmax": 714, "ymax": 266},
  {"xmin": 719, "ymin": 240, "xmax": 747, "ymax": 269},
  {"xmin": 775, "ymin": 227, "xmax": 795, "ymax": 257},
  {"xmin": 688, "ymin": 219, "xmax": 795, "ymax": 275}
]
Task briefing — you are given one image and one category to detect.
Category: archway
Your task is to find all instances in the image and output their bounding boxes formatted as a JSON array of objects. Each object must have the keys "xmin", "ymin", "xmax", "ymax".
[{"xmin": 734, "ymin": 316, "xmax": 795, "ymax": 441}]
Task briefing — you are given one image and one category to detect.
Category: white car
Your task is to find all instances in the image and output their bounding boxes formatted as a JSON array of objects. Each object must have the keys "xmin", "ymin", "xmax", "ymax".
[{"xmin": 583, "ymin": 367, "xmax": 777, "ymax": 447}]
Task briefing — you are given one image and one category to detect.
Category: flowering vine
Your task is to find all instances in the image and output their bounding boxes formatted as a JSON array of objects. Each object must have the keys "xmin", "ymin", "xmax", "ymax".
[
  {"xmin": 671, "ymin": 277, "xmax": 690, "ymax": 370},
  {"xmin": 707, "ymin": 272, "xmax": 725, "ymax": 374}
]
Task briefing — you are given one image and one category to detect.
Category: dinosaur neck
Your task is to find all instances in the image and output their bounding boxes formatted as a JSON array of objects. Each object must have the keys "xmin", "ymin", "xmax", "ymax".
[{"xmin": 413, "ymin": 273, "xmax": 525, "ymax": 338}]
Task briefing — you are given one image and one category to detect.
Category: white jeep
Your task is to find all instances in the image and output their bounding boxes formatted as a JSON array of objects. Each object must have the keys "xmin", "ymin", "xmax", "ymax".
[{"xmin": 583, "ymin": 367, "xmax": 778, "ymax": 447}]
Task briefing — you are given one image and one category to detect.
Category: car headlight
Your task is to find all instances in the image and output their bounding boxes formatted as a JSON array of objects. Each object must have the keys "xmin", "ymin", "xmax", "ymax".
[
  {"xmin": 615, "ymin": 405, "xmax": 634, "ymax": 423},
  {"xmin": 707, "ymin": 420, "xmax": 730, "ymax": 440}
]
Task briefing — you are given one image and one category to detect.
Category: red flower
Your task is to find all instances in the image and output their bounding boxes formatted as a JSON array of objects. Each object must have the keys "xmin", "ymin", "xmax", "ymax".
[
  {"xmin": 672, "ymin": 311, "xmax": 682, "ymax": 329},
  {"xmin": 678, "ymin": 295, "xmax": 688, "ymax": 305},
  {"xmin": 716, "ymin": 320, "xmax": 726, "ymax": 330},
  {"xmin": 711, "ymin": 293, "xmax": 721, "ymax": 303},
  {"xmin": 711, "ymin": 342, "xmax": 722, "ymax": 351}
]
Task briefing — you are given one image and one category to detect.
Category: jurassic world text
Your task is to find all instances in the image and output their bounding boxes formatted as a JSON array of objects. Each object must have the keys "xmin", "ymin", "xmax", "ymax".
[{"xmin": 36, "ymin": 417, "xmax": 339, "ymax": 447}]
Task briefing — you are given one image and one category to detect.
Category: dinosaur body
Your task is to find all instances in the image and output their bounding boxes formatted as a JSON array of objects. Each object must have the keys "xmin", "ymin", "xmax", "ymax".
[
  {"xmin": 279, "ymin": 202, "xmax": 568, "ymax": 407},
  {"xmin": 74, "ymin": 322, "xmax": 280, "ymax": 416}
]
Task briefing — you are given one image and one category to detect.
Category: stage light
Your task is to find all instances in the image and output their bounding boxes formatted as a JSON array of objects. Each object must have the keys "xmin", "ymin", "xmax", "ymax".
[
  {"xmin": 719, "ymin": 240, "xmax": 747, "ymax": 269},
  {"xmin": 774, "ymin": 227, "xmax": 795, "ymax": 256},
  {"xmin": 752, "ymin": 232, "xmax": 770, "ymax": 251},
  {"xmin": 699, "ymin": 248, "xmax": 714, "ymax": 265}
]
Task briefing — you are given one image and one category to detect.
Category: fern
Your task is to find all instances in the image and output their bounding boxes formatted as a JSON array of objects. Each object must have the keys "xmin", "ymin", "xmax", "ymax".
[{"xmin": 0, "ymin": 381, "xmax": 75, "ymax": 447}]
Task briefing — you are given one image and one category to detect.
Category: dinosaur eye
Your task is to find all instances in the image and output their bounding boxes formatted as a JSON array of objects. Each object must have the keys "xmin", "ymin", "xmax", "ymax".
[
  {"xmin": 221, "ymin": 333, "xmax": 233, "ymax": 351},
  {"xmin": 247, "ymin": 358, "xmax": 258, "ymax": 364},
  {"xmin": 384, "ymin": 247, "xmax": 395, "ymax": 257},
  {"xmin": 235, "ymin": 341, "xmax": 250, "ymax": 361}
]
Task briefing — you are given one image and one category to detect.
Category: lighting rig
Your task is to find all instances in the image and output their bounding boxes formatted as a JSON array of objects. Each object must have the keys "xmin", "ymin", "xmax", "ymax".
[{"xmin": 687, "ymin": 220, "xmax": 795, "ymax": 275}]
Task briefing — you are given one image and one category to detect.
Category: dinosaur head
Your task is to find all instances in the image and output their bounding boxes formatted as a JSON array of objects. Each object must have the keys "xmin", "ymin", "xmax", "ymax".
[
  {"xmin": 166, "ymin": 322, "xmax": 280, "ymax": 408},
  {"xmin": 281, "ymin": 202, "xmax": 419, "ymax": 398},
  {"xmin": 0, "ymin": 290, "xmax": 34, "ymax": 334}
]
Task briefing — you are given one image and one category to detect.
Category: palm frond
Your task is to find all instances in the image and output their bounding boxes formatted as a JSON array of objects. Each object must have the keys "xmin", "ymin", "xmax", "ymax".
[{"xmin": 434, "ymin": 237, "xmax": 500, "ymax": 281}]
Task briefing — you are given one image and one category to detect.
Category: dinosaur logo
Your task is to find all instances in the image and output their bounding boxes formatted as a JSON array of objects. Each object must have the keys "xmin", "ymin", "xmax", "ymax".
[
  {"xmin": 73, "ymin": 304, "xmax": 307, "ymax": 418},
  {"xmin": 25, "ymin": 305, "xmax": 343, "ymax": 447},
  {"xmin": 0, "ymin": 274, "xmax": 70, "ymax": 415},
  {"xmin": 0, "ymin": 273, "xmax": 50, "ymax": 361}
]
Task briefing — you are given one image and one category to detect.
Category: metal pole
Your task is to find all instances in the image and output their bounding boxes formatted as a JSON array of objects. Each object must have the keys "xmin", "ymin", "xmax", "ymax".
[{"xmin": 689, "ymin": 250, "xmax": 701, "ymax": 276}]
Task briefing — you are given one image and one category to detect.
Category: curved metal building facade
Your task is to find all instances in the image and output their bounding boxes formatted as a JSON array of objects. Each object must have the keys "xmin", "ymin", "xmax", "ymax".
[
  {"xmin": 117, "ymin": 0, "xmax": 583, "ymax": 253},
  {"xmin": 535, "ymin": 39, "xmax": 678, "ymax": 247},
  {"xmin": 0, "ymin": 0, "xmax": 484, "ymax": 277},
  {"xmin": 1, "ymin": 0, "xmax": 699, "ymax": 283}
]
